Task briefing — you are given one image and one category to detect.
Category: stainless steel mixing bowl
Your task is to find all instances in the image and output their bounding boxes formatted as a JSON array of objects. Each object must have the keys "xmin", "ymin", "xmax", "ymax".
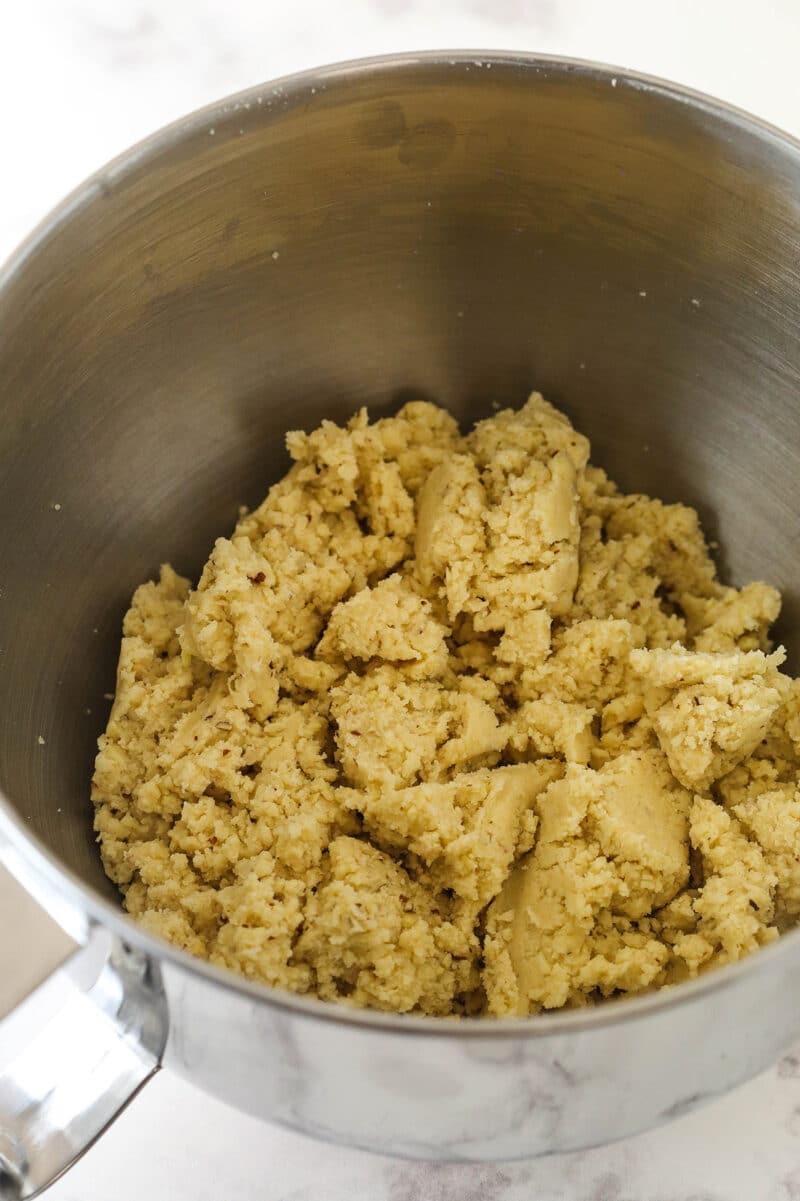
[{"xmin": 2, "ymin": 50, "xmax": 800, "ymax": 1198}]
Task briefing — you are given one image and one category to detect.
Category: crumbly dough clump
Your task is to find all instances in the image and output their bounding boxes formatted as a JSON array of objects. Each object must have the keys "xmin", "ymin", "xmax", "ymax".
[{"xmin": 93, "ymin": 395, "xmax": 800, "ymax": 1016}]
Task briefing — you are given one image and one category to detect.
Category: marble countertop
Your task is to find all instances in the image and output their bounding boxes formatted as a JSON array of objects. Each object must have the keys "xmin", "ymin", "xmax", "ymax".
[{"xmin": 3, "ymin": 2, "xmax": 800, "ymax": 1198}]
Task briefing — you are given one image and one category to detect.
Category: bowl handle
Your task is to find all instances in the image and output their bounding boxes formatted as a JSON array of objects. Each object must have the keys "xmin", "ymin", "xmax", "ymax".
[{"xmin": 0, "ymin": 864, "xmax": 166, "ymax": 1199}]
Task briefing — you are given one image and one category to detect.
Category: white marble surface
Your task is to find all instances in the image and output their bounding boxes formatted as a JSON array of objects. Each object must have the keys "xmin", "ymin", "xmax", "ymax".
[{"xmin": 3, "ymin": 2, "xmax": 800, "ymax": 1198}]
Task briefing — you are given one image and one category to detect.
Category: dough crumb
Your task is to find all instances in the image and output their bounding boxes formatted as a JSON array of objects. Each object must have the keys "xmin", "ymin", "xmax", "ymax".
[{"xmin": 93, "ymin": 394, "xmax": 798, "ymax": 1016}]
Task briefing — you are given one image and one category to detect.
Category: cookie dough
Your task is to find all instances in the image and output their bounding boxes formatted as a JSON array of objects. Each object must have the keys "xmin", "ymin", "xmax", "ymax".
[{"xmin": 93, "ymin": 394, "xmax": 800, "ymax": 1016}]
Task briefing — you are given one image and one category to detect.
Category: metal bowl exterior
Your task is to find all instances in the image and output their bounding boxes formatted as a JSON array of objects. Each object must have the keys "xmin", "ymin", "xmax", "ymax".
[
  {"xmin": 156, "ymin": 934, "xmax": 800, "ymax": 1157},
  {"xmin": 2, "ymin": 51, "xmax": 800, "ymax": 1160}
]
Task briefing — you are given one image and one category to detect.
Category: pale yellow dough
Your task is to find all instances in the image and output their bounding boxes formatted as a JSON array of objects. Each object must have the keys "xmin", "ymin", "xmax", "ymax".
[{"xmin": 93, "ymin": 394, "xmax": 800, "ymax": 1016}]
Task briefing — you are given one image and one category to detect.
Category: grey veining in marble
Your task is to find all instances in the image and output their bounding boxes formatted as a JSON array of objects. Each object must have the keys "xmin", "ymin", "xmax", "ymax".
[{"xmin": 37, "ymin": 1050, "xmax": 800, "ymax": 1201}]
